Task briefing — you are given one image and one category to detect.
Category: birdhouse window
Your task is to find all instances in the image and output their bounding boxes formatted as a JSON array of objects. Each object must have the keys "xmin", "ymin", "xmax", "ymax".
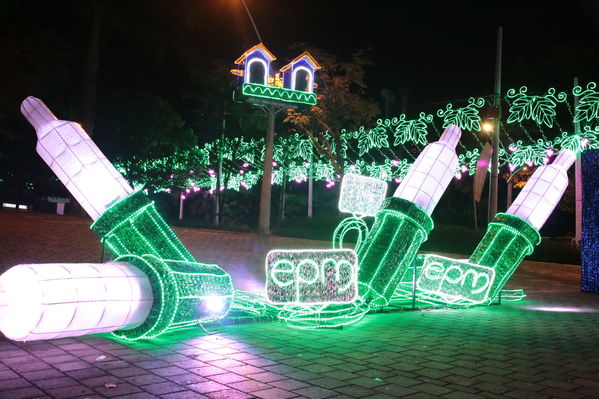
[
  {"xmin": 246, "ymin": 58, "xmax": 268, "ymax": 85},
  {"xmin": 292, "ymin": 66, "xmax": 313, "ymax": 92}
]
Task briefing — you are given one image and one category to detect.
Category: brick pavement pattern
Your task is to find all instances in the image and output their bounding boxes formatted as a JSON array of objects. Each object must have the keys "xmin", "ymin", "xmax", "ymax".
[{"xmin": 1, "ymin": 210, "xmax": 598, "ymax": 399}]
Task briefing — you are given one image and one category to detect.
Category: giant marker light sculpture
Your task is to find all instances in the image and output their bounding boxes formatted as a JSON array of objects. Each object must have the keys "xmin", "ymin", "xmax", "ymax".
[
  {"xmin": 11, "ymin": 97, "xmax": 234, "ymax": 341},
  {"xmin": 0, "ymin": 262, "xmax": 152, "ymax": 341},
  {"xmin": 469, "ymin": 149, "xmax": 576, "ymax": 303},
  {"xmin": 357, "ymin": 124, "xmax": 461, "ymax": 305}
]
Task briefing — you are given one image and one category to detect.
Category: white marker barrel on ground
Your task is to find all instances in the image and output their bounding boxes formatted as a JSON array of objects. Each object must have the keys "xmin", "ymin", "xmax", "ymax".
[{"xmin": 0, "ymin": 262, "xmax": 153, "ymax": 341}]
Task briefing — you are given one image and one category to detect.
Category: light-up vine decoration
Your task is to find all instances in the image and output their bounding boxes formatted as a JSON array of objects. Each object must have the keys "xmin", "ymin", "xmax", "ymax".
[
  {"xmin": 506, "ymin": 139, "xmax": 550, "ymax": 168},
  {"xmin": 102, "ymin": 83, "xmax": 597, "ymax": 205},
  {"xmin": 573, "ymin": 82, "xmax": 599, "ymax": 123},
  {"xmin": 356, "ymin": 125, "xmax": 390, "ymax": 156},
  {"xmin": 387, "ymin": 112, "xmax": 434, "ymax": 146},
  {"xmin": 506, "ymin": 86, "xmax": 567, "ymax": 128},
  {"xmin": 458, "ymin": 148, "xmax": 481, "ymax": 176},
  {"xmin": 364, "ymin": 161, "xmax": 392, "ymax": 182},
  {"xmin": 552, "ymin": 127, "xmax": 599, "ymax": 153},
  {"xmin": 437, "ymin": 97, "xmax": 485, "ymax": 131}
]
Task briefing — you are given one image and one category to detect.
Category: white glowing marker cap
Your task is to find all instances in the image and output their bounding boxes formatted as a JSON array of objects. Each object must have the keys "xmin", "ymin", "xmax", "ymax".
[
  {"xmin": 0, "ymin": 262, "xmax": 153, "ymax": 341},
  {"xmin": 394, "ymin": 124, "xmax": 461, "ymax": 215},
  {"xmin": 507, "ymin": 149, "xmax": 576, "ymax": 230},
  {"xmin": 21, "ymin": 97, "xmax": 133, "ymax": 220}
]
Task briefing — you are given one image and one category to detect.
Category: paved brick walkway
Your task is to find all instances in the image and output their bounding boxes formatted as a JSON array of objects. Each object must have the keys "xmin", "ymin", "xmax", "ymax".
[{"xmin": 1, "ymin": 210, "xmax": 598, "ymax": 399}]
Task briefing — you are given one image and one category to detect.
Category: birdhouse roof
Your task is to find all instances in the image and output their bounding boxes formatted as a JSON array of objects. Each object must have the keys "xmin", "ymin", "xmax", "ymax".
[
  {"xmin": 234, "ymin": 43, "xmax": 276, "ymax": 65},
  {"xmin": 280, "ymin": 51, "xmax": 321, "ymax": 72}
]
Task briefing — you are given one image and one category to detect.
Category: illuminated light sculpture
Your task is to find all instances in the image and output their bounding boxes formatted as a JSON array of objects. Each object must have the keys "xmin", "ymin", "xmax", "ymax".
[
  {"xmin": 506, "ymin": 86, "xmax": 567, "ymax": 128},
  {"xmin": 0, "ymin": 262, "xmax": 153, "ymax": 341},
  {"xmin": 266, "ymin": 249, "xmax": 358, "ymax": 304},
  {"xmin": 18, "ymin": 97, "xmax": 234, "ymax": 340},
  {"xmin": 0, "ymin": 256, "xmax": 234, "ymax": 342},
  {"xmin": 437, "ymin": 97, "xmax": 485, "ymax": 131},
  {"xmin": 357, "ymin": 124, "xmax": 461, "ymax": 305},
  {"xmin": 232, "ymin": 44, "xmax": 319, "ymax": 107},
  {"xmin": 416, "ymin": 255, "xmax": 496, "ymax": 305},
  {"xmin": 470, "ymin": 150, "xmax": 576, "ymax": 302},
  {"xmin": 581, "ymin": 150, "xmax": 599, "ymax": 293},
  {"xmin": 241, "ymin": 84, "xmax": 317, "ymax": 106},
  {"xmin": 333, "ymin": 174, "xmax": 386, "ymax": 253},
  {"xmin": 21, "ymin": 97, "xmax": 133, "ymax": 220},
  {"xmin": 112, "ymin": 255, "xmax": 233, "ymax": 341},
  {"xmin": 573, "ymin": 82, "xmax": 599, "ymax": 123},
  {"xmin": 338, "ymin": 173, "xmax": 387, "ymax": 217}
]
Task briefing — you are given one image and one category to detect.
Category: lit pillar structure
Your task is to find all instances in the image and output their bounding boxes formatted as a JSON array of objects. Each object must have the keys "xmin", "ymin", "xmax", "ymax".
[
  {"xmin": 470, "ymin": 150, "xmax": 576, "ymax": 302},
  {"xmin": 357, "ymin": 125, "xmax": 461, "ymax": 305},
  {"xmin": 232, "ymin": 45, "xmax": 320, "ymax": 235},
  {"xmin": 17, "ymin": 97, "xmax": 234, "ymax": 341}
]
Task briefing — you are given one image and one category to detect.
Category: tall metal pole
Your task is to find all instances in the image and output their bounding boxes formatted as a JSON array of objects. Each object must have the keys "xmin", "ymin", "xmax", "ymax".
[
  {"xmin": 489, "ymin": 26, "xmax": 502, "ymax": 223},
  {"xmin": 240, "ymin": 0, "xmax": 263, "ymax": 43},
  {"xmin": 573, "ymin": 77, "xmax": 582, "ymax": 247},
  {"xmin": 258, "ymin": 105, "xmax": 276, "ymax": 235},
  {"xmin": 308, "ymin": 152, "xmax": 313, "ymax": 217}
]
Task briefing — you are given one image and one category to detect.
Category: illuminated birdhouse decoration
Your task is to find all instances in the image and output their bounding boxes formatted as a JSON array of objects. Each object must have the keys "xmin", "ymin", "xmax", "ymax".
[
  {"xmin": 232, "ymin": 44, "xmax": 318, "ymax": 107},
  {"xmin": 280, "ymin": 51, "xmax": 320, "ymax": 93},
  {"xmin": 233, "ymin": 43, "xmax": 276, "ymax": 86}
]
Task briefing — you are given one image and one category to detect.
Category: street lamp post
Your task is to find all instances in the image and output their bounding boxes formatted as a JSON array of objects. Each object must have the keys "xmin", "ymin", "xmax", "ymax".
[
  {"xmin": 488, "ymin": 26, "xmax": 503, "ymax": 223},
  {"xmin": 240, "ymin": 0, "xmax": 263, "ymax": 43}
]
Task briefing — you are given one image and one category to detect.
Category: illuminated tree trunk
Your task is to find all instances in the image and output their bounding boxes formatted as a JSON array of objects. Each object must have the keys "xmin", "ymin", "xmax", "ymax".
[
  {"xmin": 279, "ymin": 174, "xmax": 286, "ymax": 225},
  {"xmin": 258, "ymin": 106, "xmax": 276, "ymax": 235}
]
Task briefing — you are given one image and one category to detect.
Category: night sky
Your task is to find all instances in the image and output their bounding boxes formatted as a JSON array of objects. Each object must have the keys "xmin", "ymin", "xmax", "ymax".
[
  {"xmin": 0, "ymin": 0, "xmax": 596, "ymax": 233},
  {"xmin": 2, "ymin": 0, "xmax": 597, "ymax": 110}
]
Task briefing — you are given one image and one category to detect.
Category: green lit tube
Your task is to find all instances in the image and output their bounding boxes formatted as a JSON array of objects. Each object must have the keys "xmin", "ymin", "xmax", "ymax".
[
  {"xmin": 112, "ymin": 255, "xmax": 234, "ymax": 340},
  {"xmin": 357, "ymin": 197, "xmax": 433, "ymax": 305},
  {"xmin": 92, "ymin": 191, "xmax": 194, "ymax": 262},
  {"xmin": 468, "ymin": 213, "xmax": 540, "ymax": 302}
]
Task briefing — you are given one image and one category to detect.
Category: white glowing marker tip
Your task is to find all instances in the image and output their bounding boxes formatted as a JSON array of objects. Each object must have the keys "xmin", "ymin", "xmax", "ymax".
[
  {"xmin": 394, "ymin": 124, "xmax": 462, "ymax": 215},
  {"xmin": 507, "ymin": 149, "xmax": 576, "ymax": 230},
  {"xmin": 21, "ymin": 97, "xmax": 133, "ymax": 220}
]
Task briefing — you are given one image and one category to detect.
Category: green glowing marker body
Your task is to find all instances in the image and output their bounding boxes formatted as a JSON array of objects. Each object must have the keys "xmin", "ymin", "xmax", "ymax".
[
  {"xmin": 22, "ymin": 97, "xmax": 234, "ymax": 338},
  {"xmin": 358, "ymin": 125, "xmax": 462, "ymax": 305},
  {"xmin": 470, "ymin": 150, "xmax": 576, "ymax": 302}
]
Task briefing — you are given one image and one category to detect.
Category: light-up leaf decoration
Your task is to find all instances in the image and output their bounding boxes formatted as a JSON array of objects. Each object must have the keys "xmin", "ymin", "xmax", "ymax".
[
  {"xmin": 553, "ymin": 127, "xmax": 599, "ymax": 152},
  {"xmin": 365, "ymin": 161, "xmax": 392, "ymax": 181},
  {"xmin": 383, "ymin": 112, "xmax": 433, "ymax": 146},
  {"xmin": 344, "ymin": 159, "xmax": 367, "ymax": 176},
  {"xmin": 294, "ymin": 138, "xmax": 313, "ymax": 160},
  {"xmin": 506, "ymin": 86, "xmax": 567, "ymax": 128},
  {"xmin": 287, "ymin": 162, "xmax": 308, "ymax": 182},
  {"xmin": 390, "ymin": 159, "xmax": 411, "ymax": 180},
  {"xmin": 357, "ymin": 126, "xmax": 389, "ymax": 156},
  {"xmin": 458, "ymin": 148, "xmax": 481, "ymax": 176},
  {"xmin": 573, "ymin": 82, "xmax": 599, "ymax": 123},
  {"xmin": 437, "ymin": 97, "xmax": 485, "ymax": 131},
  {"xmin": 314, "ymin": 162, "xmax": 336, "ymax": 181},
  {"xmin": 507, "ymin": 140, "xmax": 548, "ymax": 168}
]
